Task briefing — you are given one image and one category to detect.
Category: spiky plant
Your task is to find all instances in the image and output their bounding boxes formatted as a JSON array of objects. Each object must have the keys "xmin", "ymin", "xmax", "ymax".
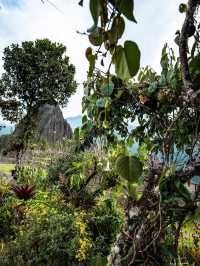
[{"xmin": 12, "ymin": 185, "xmax": 36, "ymax": 200}]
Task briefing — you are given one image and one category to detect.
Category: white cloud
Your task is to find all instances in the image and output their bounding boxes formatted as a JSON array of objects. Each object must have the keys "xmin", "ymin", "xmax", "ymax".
[{"xmin": 0, "ymin": 0, "xmax": 185, "ymax": 119}]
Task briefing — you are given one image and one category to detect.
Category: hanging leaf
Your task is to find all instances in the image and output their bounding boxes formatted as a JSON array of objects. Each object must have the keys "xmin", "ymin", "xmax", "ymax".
[
  {"xmin": 110, "ymin": 16, "xmax": 125, "ymax": 42},
  {"xmin": 85, "ymin": 47, "xmax": 93, "ymax": 60},
  {"xmin": 85, "ymin": 47, "xmax": 96, "ymax": 77},
  {"xmin": 115, "ymin": 155, "xmax": 143, "ymax": 182},
  {"xmin": 113, "ymin": 45, "xmax": 129, "ymax": 80},
  {"xmin": 124, "ymin": 41, "xmax": 140, "ymax": 77},
  {"xmin": 109, "ymin": 0, "xmax": 137, "ymax": 22},
  {"xmin": 113, "ymin": 41, "xmax": 140, "ymax": 80},
  {"xmin": 89, "ymin": 27, "xmax": 104, "ymax": 46},
  {"xmin": 101, "ymin": 81, "xmax": 114, "ymax": 96},
  {"xmin": 88, "ymin": 0, "xmax": 102, "ymax": 33}
]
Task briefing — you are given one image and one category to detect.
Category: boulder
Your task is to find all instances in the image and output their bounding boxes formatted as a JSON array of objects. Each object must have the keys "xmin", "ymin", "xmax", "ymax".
[{"xmin": 37, "ymin": 104, "xmax": 73, "ymax": 144}]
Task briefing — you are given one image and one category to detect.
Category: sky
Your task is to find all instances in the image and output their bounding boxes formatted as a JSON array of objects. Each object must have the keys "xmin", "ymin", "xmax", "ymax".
[{"xmin": 0, "ymin": 0, "xmax": 185, "ymax": 120}]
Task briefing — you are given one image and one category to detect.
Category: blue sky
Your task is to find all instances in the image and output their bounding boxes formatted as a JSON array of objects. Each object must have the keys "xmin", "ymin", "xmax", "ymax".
[
  {"xmin": 0, "ymin": 0, "xmax": 185, "ymax": 120},
  {"xmin": 1, "ymin": 0, "xmax": 19, "ymax": 7}
]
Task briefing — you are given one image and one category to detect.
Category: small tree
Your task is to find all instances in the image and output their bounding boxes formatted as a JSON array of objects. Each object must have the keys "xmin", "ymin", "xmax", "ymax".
[{"xmin": 0, "ymin": 39, "xmax": 77, "ymax": 163}]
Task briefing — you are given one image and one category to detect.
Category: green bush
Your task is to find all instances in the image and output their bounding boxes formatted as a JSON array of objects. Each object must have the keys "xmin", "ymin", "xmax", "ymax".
[
  {"xmin": 88, "ymin": 198, "xmax": 122, "ymax": 258},
  {"xmin": 48, "ymin": 151, "xmax": 83, "ymax": 183},
  {"xmin": 17, "ymin": 165, "xmax": 48, "ymax": 188},
  {"xmin": 0, "ymin": 184, "xmax": 123, "ymax": 266}
]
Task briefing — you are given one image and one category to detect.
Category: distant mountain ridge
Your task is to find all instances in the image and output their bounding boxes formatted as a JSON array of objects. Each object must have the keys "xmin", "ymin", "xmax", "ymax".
[{"xmin": 66, "ymin": 115, "xmax": 82, "ymax": 130}]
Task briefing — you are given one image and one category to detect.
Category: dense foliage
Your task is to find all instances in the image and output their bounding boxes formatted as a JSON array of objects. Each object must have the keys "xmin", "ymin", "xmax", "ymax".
[
  {"xmin": 0, "ymin": 0, "xmax": 200, "ymax": 266},
  {"xmin": 77, "ymin": 0, "xmax": 200, "ymax": 265},
  {"xmin": 0, "ymin": 147, "xmax": 122, "ymax": 266},
  {"xmin": 0, "ymin": 38, "xmax": 76, "ymax": 122}
]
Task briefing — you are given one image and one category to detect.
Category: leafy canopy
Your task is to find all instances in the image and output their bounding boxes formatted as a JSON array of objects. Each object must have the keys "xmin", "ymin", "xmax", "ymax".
[{"xmin": 0, "ymin": 38, "xmax": 77, "ymax": 122}]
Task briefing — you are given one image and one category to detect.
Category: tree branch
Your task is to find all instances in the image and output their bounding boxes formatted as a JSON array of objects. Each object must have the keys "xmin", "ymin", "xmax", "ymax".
[{"xmin": 179, "ymin": 0, "xmax": 199, "ymax": 89}]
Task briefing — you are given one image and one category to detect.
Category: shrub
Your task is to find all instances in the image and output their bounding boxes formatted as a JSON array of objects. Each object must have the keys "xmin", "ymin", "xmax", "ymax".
[
  {"xmin": 12, "ymin": 185, "xmax": 36, "ymax": 200},
  {"xmin": 17, "ymin": 165, "xmax": 47, "ymax": 188},
  {"xmin": 48, "ymin": 151, "xmax": 83, "ymax": 184}
]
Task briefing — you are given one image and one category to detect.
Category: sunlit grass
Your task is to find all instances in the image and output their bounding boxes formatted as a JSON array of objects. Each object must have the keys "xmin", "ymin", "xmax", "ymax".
[{"xmin": 0, "ymin": 164, "xmax": 15, "ymax": 175}]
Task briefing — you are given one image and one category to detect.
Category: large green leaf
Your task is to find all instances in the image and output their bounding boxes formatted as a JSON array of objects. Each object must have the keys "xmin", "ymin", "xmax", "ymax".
[
  {"xmin": 113, "ymin": 45, "xmax": 129, "ymax": 80},
  {"xmin": 124, "ymin": 41, "xmax": 140, "ymax": 77},
  {"xmin": 88, "ymin": 0, "xmax": 102, "ymax": 32},
  {"xmin": 110, "ymin": 16, "xmax": 125, "ymax": 42},
  {"xmin": 113, "ymin": 41, "xmax": 140, "ymax": 80},
  {"xmin": 109, "ymin": 0, "xmax": 136, "ymax": 22},
  {"xmin": 115, "ymin": 155, "xmax": 143, "ymax": 182}
]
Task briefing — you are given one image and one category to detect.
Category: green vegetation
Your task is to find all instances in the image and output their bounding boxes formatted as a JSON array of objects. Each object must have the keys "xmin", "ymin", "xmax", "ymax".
[
  {"xmin": 0, "ymin": 147, "xmax": 122, "ymax": 266},
  {"xmin": 0, "ymin": 39, "xmax": 77, "ymax": 160},
  {"xmin": 0, "ymin": 0, "xmax": 200, "ymax": 265},
  {"xmin": 0, "ymin": 164, "xmax": 15, "ymax": 175}
]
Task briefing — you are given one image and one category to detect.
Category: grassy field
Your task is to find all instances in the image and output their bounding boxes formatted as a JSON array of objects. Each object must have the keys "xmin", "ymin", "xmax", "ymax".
[{"xmin": 0, "ymin": 164, "xmax": 15, "ymax": 175}]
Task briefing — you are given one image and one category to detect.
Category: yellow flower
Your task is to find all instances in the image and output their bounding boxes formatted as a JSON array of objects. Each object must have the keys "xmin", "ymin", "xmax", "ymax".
[
  {"xmin": 75, "ymin": 219, "xmax": 86, "ymax": 235},
  {"xmin": 75, "ymin": 238, "xmax": 92, "ymax": 261}
]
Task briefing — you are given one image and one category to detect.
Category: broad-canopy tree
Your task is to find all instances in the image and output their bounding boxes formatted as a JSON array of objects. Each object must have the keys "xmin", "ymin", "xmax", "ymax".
[
  {"xmin": 0, "ymin": 38, "xmax": 77, "ymax": 122},
  {"xmin": 0, "ymin": 38, "xmax": 77, "ymax": 158}
]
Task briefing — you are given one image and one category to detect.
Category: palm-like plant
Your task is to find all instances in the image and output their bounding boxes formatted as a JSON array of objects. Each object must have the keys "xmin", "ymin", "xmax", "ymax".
[{"xmin": 12, "ymin": 185, "xmax": 36, "ymax": 200}]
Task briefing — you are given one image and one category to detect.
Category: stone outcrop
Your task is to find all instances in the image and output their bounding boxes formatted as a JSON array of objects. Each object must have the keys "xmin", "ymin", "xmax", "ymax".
[{"xmin": 37, "ymin": 104, "xmax": 72, "ymax": 144}]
